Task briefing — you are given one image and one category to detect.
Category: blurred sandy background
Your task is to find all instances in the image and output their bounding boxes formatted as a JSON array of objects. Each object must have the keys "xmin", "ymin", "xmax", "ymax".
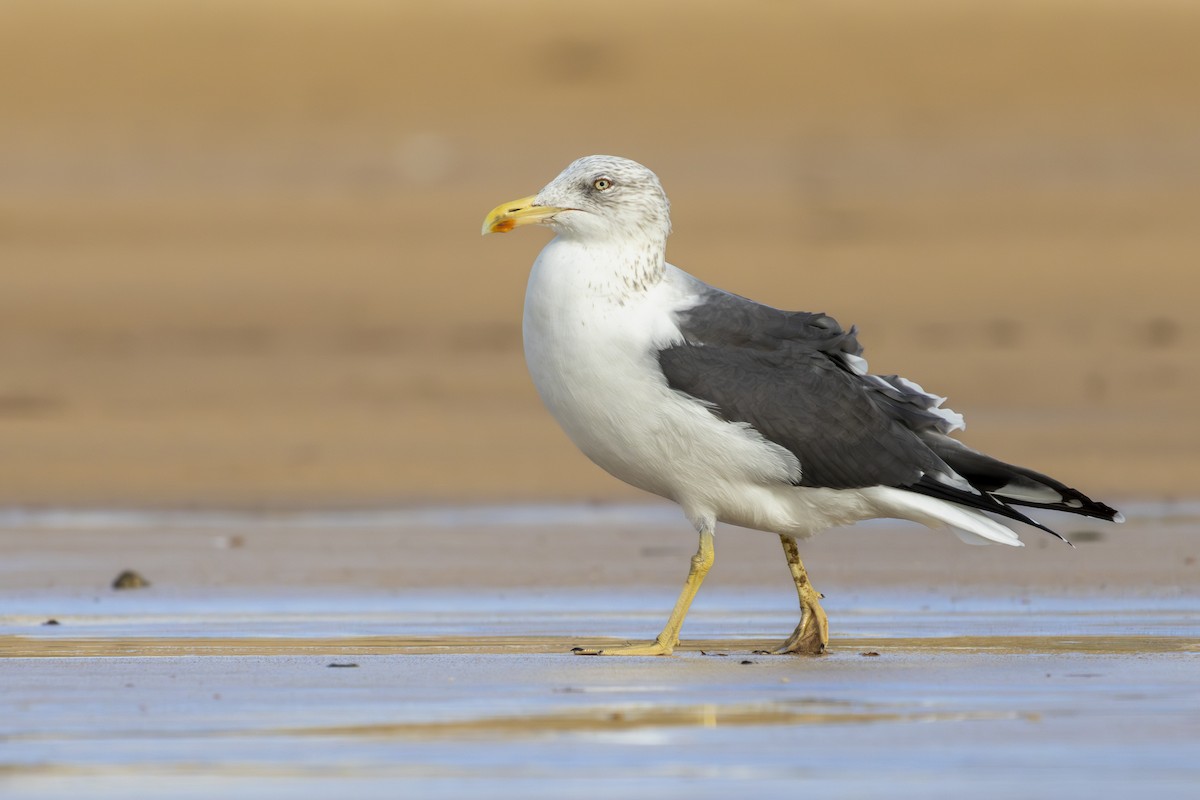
[{"xmin": 1, "ymin": 0, "xmax": 1196, "ymax": 509}]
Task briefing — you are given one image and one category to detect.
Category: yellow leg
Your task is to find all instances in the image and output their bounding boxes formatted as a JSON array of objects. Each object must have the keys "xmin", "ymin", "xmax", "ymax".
[
  {"xmin": 573, "ymin": 529, "xmax": 714, "ymax": 656},
  {"xmin": 773, "ymin": 535, "xmax": 829, "ymax": 655}
]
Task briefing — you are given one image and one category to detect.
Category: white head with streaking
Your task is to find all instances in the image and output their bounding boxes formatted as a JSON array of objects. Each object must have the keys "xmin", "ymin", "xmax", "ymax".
[{"xmin": 482, "ymin": 155, "xmax": 672, "ymax": 244}]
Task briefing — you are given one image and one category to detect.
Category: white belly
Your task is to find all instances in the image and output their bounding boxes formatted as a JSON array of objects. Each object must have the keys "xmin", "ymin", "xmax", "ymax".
[{"xmin": 521, "ymin": 242, "xmax": 872, "ymax": 536}]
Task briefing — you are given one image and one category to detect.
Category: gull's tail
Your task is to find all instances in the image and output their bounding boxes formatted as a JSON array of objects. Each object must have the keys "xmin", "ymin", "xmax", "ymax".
[
  {"xmin": 866, "ymin": 486, "xmax": 1026, "ymax": 546},
  {"xmin": 924, "ymin": 434, "xmax": 1123, "ymax": 523},
  {"xmin": 867, "ymin": 434, "xmax": 1121, "ymax": 547}
]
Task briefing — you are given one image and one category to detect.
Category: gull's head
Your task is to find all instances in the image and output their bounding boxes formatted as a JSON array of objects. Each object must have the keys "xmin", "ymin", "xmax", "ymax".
[{"xmin": 482, "ymin": 155, "xmax": 671, "ymax": 243}]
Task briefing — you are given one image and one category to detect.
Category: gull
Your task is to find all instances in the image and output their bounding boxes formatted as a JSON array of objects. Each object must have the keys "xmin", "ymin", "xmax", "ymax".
[{"xmin": 482, "ymin": 155, "xmax": 1120, "ymax": 656}]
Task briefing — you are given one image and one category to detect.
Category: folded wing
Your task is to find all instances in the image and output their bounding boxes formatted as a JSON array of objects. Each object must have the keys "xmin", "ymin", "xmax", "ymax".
[{"xmin": 661, "ymin": 282, "xmax": 1120, "ymax": 540}]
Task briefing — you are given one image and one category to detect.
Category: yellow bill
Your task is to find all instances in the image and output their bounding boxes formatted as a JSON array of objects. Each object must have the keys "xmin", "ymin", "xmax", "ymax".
[{"xmin": 481, "ymin": 195, "xmax": 571, "ymax": 235}]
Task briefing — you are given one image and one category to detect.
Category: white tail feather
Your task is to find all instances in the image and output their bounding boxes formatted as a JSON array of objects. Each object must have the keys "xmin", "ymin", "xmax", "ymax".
[{"xmin": 865, "ymin": 486, "xmax": 1024, "ymax": 547}]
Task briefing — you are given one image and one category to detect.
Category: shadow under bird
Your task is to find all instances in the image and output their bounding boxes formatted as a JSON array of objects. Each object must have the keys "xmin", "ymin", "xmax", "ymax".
[{"xmin": 482, "ymin": 155, "xmax": 1121, "ymax": 656}]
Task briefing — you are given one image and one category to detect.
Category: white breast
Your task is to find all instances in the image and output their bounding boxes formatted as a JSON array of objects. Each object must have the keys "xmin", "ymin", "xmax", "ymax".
[{"xmin": 522, "ymin": 238, "xmax": 805, "ymax": 529}]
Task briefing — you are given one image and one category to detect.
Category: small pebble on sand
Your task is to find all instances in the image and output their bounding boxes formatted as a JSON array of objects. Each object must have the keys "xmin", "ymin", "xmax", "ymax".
[{"xmin": 112, "ymin": 570, "xmax": 150, "ymax": 590}]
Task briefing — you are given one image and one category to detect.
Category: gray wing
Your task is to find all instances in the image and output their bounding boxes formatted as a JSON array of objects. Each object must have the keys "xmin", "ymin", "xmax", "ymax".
[
  {"xmin": 669, "ymin": 281, "xmax": 865, "ymax": 359},
  {"xmin": 661, "ymin": 283, "xmax": 1119, "ymax": 532},
  {"xmin": 663, "ymin": 284, "xmax": 953, "ymax": 490}
]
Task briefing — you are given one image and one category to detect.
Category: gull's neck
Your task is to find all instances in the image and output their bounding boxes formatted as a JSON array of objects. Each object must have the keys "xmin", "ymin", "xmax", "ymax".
[{"xmin": 543, "ymin": 231, "xmax": 667, "ymax": 299}]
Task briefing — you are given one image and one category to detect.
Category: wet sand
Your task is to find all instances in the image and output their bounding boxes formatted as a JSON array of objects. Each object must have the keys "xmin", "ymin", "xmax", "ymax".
[
  {"xmin": 2, "ymin": 506, "xmax": 1198, "ymax": 797},
  {"xmin": 4, "ymin": 639, "xmax": 1198, "ymax": 799}
]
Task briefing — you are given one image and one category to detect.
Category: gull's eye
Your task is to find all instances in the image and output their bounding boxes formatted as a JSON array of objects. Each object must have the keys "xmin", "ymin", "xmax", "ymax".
[{"xmin": 592, "ymin": 177, "xmax": 613, "ymax": 191}]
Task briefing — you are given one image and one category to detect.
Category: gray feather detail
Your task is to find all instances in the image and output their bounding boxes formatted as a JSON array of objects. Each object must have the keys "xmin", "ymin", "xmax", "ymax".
[
  {"xmin": 675, "ymin": 280, "xmax": 963, "ymax": 433},
  {"xmin": 921, "ymin": 433, "xmax": 1122, "ymax": 521},
  {"xmin": 664, "ymin": 283, "xmax": 955, "ymax": 491},
  {"xmin": 674, "ymin": 281, "xmax": 863, "ymax": 358},
  {"xmin": 863, "ymin": 374, "xmax": 965, "ymax": 435},
  {"xmin": 658, "ymin": 342, "xmax": 947, "ymax": 489},
  {"xmin": 663, "ymin": 277, "xmax": 1120, "ymax": 529}
]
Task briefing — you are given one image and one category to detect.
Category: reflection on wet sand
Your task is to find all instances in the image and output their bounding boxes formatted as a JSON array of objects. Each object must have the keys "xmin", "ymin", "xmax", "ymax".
[
  {"xmin": 281, "ymin": 703, "xmax": 1022, "ymax": 740},
  {"xmin": 2, "ymin": 634, "xmax": 1197, "ymax": 659}
]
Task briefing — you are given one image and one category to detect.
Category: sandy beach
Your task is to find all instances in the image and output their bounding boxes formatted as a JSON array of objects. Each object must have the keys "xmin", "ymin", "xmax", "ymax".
[{"xmin": 1, "ymin": 0, "xmax": 1198, "ymax": 507}]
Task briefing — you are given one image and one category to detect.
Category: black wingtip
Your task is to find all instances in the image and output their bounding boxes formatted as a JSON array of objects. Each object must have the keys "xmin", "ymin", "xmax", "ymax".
[
  {"xmin": 922, "ymin": 435, "xmax": 1121, "ymax": 526},
  {"xmin": 1004, "ymin": 493, "xmax": 1122, "ymax": 525}
]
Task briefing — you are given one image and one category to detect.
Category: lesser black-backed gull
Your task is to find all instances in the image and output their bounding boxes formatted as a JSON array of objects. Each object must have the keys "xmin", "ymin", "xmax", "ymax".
[{"xmin": 482, "ymin": 155, "xmax": 1121, "ymax": 656}]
